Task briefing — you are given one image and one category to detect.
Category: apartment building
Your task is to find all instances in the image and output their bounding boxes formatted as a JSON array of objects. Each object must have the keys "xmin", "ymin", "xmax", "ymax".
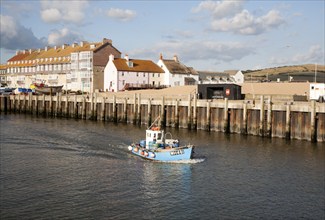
[
  {"xmin": 5, "ymin": 38, "xmax": 121, "ymax": 93},
  {"xmin": 0, "ymin": 64, "xmax": 6, "ymax": 85}
]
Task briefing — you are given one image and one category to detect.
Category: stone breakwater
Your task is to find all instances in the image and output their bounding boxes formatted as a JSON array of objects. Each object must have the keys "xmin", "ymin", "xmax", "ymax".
[{"xmin": 1, "ymin": 93, "xmax": 324, "ymax": 142}]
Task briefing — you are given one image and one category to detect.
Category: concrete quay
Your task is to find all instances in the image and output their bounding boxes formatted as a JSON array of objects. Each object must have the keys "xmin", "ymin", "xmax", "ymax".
[{"xmin": 0, "ymin": 92, "xmax": 324, "ymax": 143}]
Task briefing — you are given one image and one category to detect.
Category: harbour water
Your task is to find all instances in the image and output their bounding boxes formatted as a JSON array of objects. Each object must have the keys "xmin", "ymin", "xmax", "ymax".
[{"xmin": 0, "ymin": 114, "xmax": 324, "ymax": 219}]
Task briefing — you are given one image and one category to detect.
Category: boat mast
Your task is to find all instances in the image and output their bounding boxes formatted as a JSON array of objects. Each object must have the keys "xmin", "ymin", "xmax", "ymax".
[{"xmin": 148, "ymin": 115, "xmax": 161, "ymax": 130}]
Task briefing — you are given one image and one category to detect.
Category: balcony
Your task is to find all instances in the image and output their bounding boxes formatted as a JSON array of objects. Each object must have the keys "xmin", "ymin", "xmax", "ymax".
[{"xmin": 80, "ymin": 72, "xmax": 91, "ymax": 79}]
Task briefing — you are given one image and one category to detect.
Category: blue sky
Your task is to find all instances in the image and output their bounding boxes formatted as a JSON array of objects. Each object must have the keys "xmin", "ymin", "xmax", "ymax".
[{"xmin": 0, "ymin": 0, "xmax": 324, "ymax": 71}]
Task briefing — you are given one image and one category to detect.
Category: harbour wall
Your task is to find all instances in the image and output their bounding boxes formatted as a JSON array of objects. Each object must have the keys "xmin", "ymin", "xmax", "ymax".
[{"xmin": 0, "ymin": 93, "xmax": 324, "ymax": 142}]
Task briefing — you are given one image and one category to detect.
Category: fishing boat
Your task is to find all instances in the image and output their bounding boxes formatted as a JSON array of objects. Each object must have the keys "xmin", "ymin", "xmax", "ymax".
[
  {"xmin": 30, "ymin": 83, "xmax": 63, "ymax": 95},
  {"xmin": 128, "ymin": 118, "xmax": 194, "ymax": 161}
]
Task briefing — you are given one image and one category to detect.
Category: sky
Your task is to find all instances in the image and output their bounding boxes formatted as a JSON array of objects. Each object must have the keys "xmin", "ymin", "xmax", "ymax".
[{"xmin": 0, "ymin": 0, "xmax": 324, "ymax": 71}]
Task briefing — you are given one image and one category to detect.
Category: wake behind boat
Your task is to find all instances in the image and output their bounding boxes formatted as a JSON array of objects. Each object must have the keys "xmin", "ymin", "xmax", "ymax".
[{"xmin": 128, "ymin": 117, "xmax": 194, "ymax": 162}]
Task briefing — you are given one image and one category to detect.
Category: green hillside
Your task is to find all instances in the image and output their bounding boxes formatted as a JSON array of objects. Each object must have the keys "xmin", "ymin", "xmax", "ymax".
[{"xmin": 243, "ymin": 64, "xmax": 325, "ymax": 83}]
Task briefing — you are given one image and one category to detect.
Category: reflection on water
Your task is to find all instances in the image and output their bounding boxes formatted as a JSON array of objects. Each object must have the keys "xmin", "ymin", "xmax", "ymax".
[{"xmin": 0, "ymin": 114, "xmax": 324, "ymax": 219}]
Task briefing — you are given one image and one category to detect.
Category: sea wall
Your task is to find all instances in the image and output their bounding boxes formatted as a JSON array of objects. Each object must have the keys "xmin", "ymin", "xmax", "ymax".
[{"xmin": 1, "ymin": 93, "xmax": 324, "ymax": 142}]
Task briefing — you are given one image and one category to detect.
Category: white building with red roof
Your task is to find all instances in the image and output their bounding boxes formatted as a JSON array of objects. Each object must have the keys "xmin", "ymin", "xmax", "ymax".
[
  {"xmin": 157, "ymin": 54, "xmax": 199, "ymax": 87},
  {"xmin": 104, "ymin": 54, "xmax": 164, "ymax": 92}
]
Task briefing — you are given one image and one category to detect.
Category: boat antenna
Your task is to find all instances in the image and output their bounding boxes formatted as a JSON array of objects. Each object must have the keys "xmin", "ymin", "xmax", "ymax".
[{"xmin": 148, "ymin": 115, "xmax": 160, "ymax": 130}]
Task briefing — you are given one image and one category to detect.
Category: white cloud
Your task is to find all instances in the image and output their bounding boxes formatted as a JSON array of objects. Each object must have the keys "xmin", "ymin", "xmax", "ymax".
[
  {"xmin": 40, "ymin": 0, "xmax": 88, "ymax": 24},
  {"xmin": 130, "ymin": 40, "xmax": 255, "ymax": 64},
  {"xmin": 211, "ymin": 9, "xmax": 285, "ymax": 35},
  {"xmin": 106, "ymin": 8, "xmax": 136, "ymax": 22},
  {"xmin": 193, "ymin": 0, "xmax": 285, "ymax": 35},
  {"xmin": 192, "ymin": 0, "xmax": 244, "ymax": 18},
  {"xmin": 270, "ymin": 45, "xmax": 324, "ymax": 65},
  {"xmin": 0, "ymin": 15, "xmax": 17, "ymax": 38},
  {"xmin": 48, "ymin": 28, "xmax": 83, "ymax": 46},
  {"xmin": 0, "ymin": 15, "xmax": 46, "ymax": 51},
  {"xmin": 41, "ymin": 8, "xmax": 61, "ymax": 23}
]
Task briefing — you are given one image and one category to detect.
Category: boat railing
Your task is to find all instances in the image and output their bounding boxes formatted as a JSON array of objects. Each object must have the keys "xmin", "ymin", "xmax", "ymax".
[{"xmin": 164, "ymin": 132, "xmax": 173, "ymax": 140}]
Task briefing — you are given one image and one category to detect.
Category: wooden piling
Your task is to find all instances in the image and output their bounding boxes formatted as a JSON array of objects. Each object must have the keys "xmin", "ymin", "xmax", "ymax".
[
  {"xmin": 90, "ymin": 93, "xmax": 94, "ymax": 119},
  {"xmin": 65, "ymin": 94, "xmax": 69, "ymax": 117},
  {"xmin": 192, "ymin": 94, "xmax": 197, "ymax": 130},
  {"xmin": 285, "ymin": 103, "xmax": 291, "ymax": 140},
  {"xmin": 137, "ymin": 94, "xmax": 141, "ymax": 125},
  {"xmin": 74, "ymin": 95, "xmax": 78, "ymax": 118},
  {"xmin": 206, "ymin": 100, "xmax": 211, "ymax": 131},
  {"xmin": 223, "ymin": 98, "xmax": 229, "ymax": 133},
  {"xmin": 160, "ymin": 96, "xmax": 165, "ymax": 127},
  {"xmin": 242, "ymin": 102, "xmax": 248, "ymax": 134},
  {"xmin": 133, "ymin": 93, "xmax": 137, "ymax": 124},
  {"xmin": 113, "ymin": 95, "xmax": 117, "ymax": 122},
  {"xmin": 147, "ymin": 98, "xmax": 152, "ymax": 126},
  {"xmin": 123, "ymin": 98, "xmax": 128, "ymax": 123},
  {"xmin": 187, "ymin": 94, "xmax": 192, "ymax": 129},
  {"xmin": 310, "ymin": 100, "xmax": 317, "ymax": 142},
  {"xmin": 101, "ymin": 97, "xmax": 106, "ymax": 120},
  {"xmin": 35, "ymin": 95, "xmax": 39, "ymax": 115},
  {"xmin": 266, "ymin": 98, "xmax": 272, "ymax": 137},
  {"xmin": 259, "ymin": 95, "xmax": 264, "ymax": 136},
  {"xmin": 82, "ymin": 97, "xmax": 86, "ymax": 119},
  {"xmin": 175, "ymin": 99, "xmax": 179, "ymax": 128}
]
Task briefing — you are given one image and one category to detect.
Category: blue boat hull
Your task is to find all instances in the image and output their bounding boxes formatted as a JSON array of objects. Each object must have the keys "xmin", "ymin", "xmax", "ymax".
[{"xmin": 129, "ymin": 145, "xmax": 194, "ymax": 161}]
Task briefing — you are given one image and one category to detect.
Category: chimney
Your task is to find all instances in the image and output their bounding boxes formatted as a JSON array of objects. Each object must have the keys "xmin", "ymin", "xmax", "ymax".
[
  {"xmin": 29, "ymin": 49, "xmax": 32, "ymax": 54},
  {"xmin": 45, "ymin": 46, "xmax": 48, "ymax": 51},
  {"xmin": 38, "ymin": 48, "xmax": 41, "ymax": 53},
  {"xmin": 109, "ymin": 54, "xmax": 115, "ymax": 62},
  {"xmin": 72, "ymin": 43, "xmax": 78, "ymax": 48},
  {"xmin": 124, "ymin": 54, "xmax": 129, "ymax": 62},
  {"xmin": 159, "ymin": 53, "xmax": 163, "ymax": 60},
  {"xmin": 173, "ymin": 55, "xmax": 179, "ymax": 62},
  {"xmin": 54, "ymin": 45, "xmax": 57, "ymax": 50},
  {"xmin": 80, "ymin": 41, "xmax": 88, "ymax": 47},
  {"xmin": 103, "ymin": 38, "xmax": 112, "ymax": 44},
  {"xmin": 16, "ymin": 50, "xmax": 19, "ymax": 55}
]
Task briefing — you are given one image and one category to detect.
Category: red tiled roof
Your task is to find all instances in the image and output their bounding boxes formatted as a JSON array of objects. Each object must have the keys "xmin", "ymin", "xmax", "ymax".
[{"xmin": 114, "ymin": 58, "xmax": 164, "ymax": 73}]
